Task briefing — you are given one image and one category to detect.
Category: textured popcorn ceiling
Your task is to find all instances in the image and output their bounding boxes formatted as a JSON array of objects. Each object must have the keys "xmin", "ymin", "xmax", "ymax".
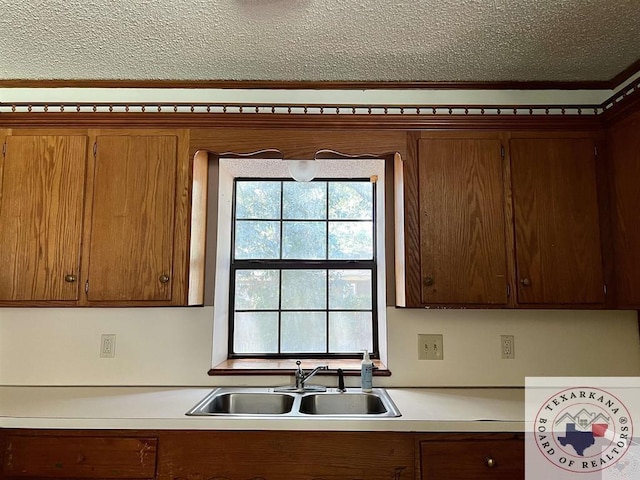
[{"xmin": 0, "ymin": 0, "xmax": 639, "ymax": 82}]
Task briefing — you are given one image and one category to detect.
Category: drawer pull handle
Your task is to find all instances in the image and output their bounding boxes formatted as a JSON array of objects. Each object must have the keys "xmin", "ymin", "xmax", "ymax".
[{"xmin": 485, "ymin": 456, "xmax": 496, "ymax": 468}]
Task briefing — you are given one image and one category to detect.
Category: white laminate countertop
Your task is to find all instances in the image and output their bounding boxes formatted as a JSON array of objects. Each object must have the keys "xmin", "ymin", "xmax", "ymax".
[{"xmin": 0, "ymin": 386, "xmax": 524, "ymax": 432}]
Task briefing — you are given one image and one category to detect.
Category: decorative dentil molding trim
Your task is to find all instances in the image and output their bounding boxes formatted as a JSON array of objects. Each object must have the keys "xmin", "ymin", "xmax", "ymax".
[
  {"xmin": 0, "ymin": 77, "xmax": 637, "ymax": 120},
  {"xmin": 0, "ymin": 102, "xmax": 605, "ymax": 116}
]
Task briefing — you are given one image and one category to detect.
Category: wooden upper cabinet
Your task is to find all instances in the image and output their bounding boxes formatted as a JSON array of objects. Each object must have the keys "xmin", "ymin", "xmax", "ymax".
[
  {"xmin": 85, "ymin": 135, "xmax": 178, "ymax": 303},
  {"xmin": 0, "ymin": 135, "xmax": 87, "ymax": 302},
  {"xmin": 418, "ymin": 137, "xmax": 508, "ymax": 305},
  {"xmin": 510, "ymin": 137, "xmax": 604, "ymax": 305},
  {"xmin": 608, "ymin": 111, "xmax": 640, "ymax": 307}
]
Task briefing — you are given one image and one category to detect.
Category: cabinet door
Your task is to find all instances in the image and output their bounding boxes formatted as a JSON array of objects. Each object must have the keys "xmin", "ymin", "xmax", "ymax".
[
  {"xmin": 510, "ymin": 137, "xmax": 604, "ymax": 305},
  {"xmin": 420, "ymin": 435, "xmax": 524, "ymax": 479},
  {"xmin": 86, "ymin": 135, "xmax": 177, "ymax": 302},
  {"xmin": 418, "ymin": 138, "xmax": 508, "ymax": 304},
  {"xmin": 158, "ymin": 431, "xmax": 415, "ymax": 480},
  {"xmin": 0, "ymin": 135, "xmax": 87, "ymax": 301},
  {"xmin": 608, "ymin": 112, "xmax": 640, "ymax": 307},
  {"xmin": 3, "ymin": 435, "xmax": 157, "ymax": 478}
]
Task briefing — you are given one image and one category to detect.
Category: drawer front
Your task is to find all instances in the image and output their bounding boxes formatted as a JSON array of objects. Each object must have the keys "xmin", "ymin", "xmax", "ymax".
[
  {"xmin": 3, "ymin": 435, "xmax": 157, "ymax": 478},
  {"xmin": 420, "ymin": 438, "xmax": 524, "ymax": 480}
]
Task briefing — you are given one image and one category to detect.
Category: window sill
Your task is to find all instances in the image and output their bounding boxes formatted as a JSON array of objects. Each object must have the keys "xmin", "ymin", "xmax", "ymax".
[{"xmin": 208, "ymin": 358, "xmax": 391, "ymax": 376}]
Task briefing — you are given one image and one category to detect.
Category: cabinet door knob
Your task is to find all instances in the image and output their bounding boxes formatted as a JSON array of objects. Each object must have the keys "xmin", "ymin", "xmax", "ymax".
[
  {"xmin": 64, "ymin": 274, "xmax": 77, "ymax": 283},
  {"xmin": 424, "ymin": 276, "xmax": 434, "ymax": 287},
  {"xmin": 520, "ymin": 277, "xmax": 531, "ymax": 286},
  {"xmin": 159, "ymin": 274, "xmax": 170, "ymax": 284},
  {"xmin": 485, "ymin": 456, "xmax": 496, "ymax": 468}
]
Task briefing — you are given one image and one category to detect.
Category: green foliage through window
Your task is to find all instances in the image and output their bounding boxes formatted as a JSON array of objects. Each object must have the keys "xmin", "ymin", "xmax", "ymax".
[{"xmin": 230, "ymin": 179, "xmax": 378, "ymax": 358}]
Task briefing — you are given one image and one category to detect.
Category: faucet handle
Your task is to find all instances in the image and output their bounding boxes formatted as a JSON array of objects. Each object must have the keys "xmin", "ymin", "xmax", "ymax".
[{"xmin": 337, "ymin": 368, "xmax": 346, "ymax": 392}]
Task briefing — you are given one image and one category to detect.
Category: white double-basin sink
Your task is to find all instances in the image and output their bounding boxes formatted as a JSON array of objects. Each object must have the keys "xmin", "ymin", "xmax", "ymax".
[{"xmin": 186, "ymin": 387, "xmax": 401, "ymax": 418}]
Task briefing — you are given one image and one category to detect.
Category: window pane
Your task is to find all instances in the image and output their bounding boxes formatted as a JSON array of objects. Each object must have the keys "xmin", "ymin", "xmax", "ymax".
[
  {"xmin": 231, "ymin": 178, "xmax": 377, "ymax": 357},
  {"xmin": 283, "ymin": 182, "xmax": 326, "ymax": 219},
  {"xmin": 235, "ymin": 181, "xmax": 281, "ymax": 219},
  {"xmin": 281, "ymin": 312, "xmax": 327, "ymax": 353},
  {"xmin": 234, "ymin": 312, "xmax": 279, "ymax": 353},
  {"xmin": 281, "ymin": 270, "xmax": 326, "ymax": 309},
  {"xmin": 282, "ymin": 221, "xmax": 326, "ymax": 259},
  {"xmin": 235, "ymin": 270, "xmax": 280, "ymax": 310},
  {"xmin": 329, "ymin": 182, "xmax": 373, "ymax": 220},
  {"xmin": 329, "ymin": 312, "xmax": 373, "ymax": 353},
  {"xmin": 235, "ymin": 220, "xmax": 280, "ymax": 259},
  {"xmin": 328, "ymin": 221, "xmax": 373, "ymax": 260},
  {"xmin": 329, "ymin": 270, "xmax": 372, "ymax": 309}
]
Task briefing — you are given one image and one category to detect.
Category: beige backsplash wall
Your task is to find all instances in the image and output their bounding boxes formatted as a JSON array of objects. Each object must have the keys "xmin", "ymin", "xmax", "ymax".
[{"xmin": 1, "ymin": 307, "xmax": 638, "ymax": 387}]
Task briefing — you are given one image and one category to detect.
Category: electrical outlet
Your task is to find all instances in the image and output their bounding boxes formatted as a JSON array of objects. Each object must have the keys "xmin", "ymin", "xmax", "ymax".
[
  {"xmin": 501, "ymin": 335, "xmax": 515, "ymax": 359},
  {"xmin": 418, "ymin": 334, "xmax": 444, "ymax": 360},
  {"xmin": 100, "ymin": 334, "xmax": 116, "ymax": 358}
]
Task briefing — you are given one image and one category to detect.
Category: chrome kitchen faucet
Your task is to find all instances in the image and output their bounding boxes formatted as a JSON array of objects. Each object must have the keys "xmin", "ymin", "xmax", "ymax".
[{"xmin": 275, "ymin": 360, "xmax": 328, "ymax": 393}]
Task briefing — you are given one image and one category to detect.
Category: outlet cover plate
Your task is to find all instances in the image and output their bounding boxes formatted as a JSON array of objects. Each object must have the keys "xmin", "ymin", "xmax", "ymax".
[
  {"xmin": 418, "ymin": 334, "xmax": 444, "ymax": 360},
  {"xmin": 100, "ymin": 334, "xmax": 116, "ymax": 358},
  {"xmin": 501, "ymin": 335, "xmax": 515, "ymax": 359}
]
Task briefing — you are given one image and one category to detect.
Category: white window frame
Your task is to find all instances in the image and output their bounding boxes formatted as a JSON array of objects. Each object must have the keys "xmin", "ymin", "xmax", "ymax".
[{"xmin": 211, "ymin": 158, "xmax": 388, "ymax": 367}]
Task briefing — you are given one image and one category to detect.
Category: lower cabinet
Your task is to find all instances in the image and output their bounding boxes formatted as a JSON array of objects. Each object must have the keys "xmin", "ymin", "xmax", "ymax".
[
  {"xmin": 419, "ymin": 433, "xmax": 524, "ymax": 479},
  {"xmin": 2, "ymin": 433, "xmax": 157, "ymax": 479},
  {"xmin": 157, "ymin": 431, "xmax": 415, "ymax": 480},
  {"xmin": 1, "ymin": 430, "xmax": 524, "ymax": 480}
]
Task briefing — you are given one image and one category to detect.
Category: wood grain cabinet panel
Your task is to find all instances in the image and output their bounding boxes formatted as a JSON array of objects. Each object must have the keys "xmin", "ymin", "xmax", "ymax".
[
  {"xmin": 0, "ymin": 129, "xmax": 190, "ymax": 306},
  {"xmin": 510, "ymin": 137, "xmax": 605, "ymax": 305},
  {"xmin": 0, "ymin": 430, "xmax": 529, "ymax": 480},
  {"xmin": 0, "ymin": 135, "xmax": 87, "ymax": 302},
  {"xmin": 417, "ymin": 137, "xmax": 508, "ymax": 305},
  {"xmin": 157, "ymin": 431, "xmax": 415, "ymax": 480},
  {"xmin": 86, "ymin": 135, "xmax": 177, "ymax": 302},
  {"xmin": 420, "ymin": 434, "xmax": 524, "ymax": 480},
  {"xmin": 607, "ymin": 111, "xmax": 640, "ymax": 307},
  {"xmin": 3, "ymin": 435, "xmax": 157, "ymax": 479}
]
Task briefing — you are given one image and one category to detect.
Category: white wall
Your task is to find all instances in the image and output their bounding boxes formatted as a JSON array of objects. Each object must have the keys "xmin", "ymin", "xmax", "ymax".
[
  {"xmin": 1, "ymin": 307, "xmax": 637, "ymax": 387},
  {"xmin": 1, "ymin": 87, "xmax": 638, "ymax": 388},
  {"xmin": 0, "ymin": 88, "xmax": 610, "ymax": 107}
]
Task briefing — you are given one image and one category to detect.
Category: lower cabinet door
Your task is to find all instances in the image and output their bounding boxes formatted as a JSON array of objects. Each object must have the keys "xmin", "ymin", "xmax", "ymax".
[
  {"xmin": 420, "ymin": 434, "xmax": 524, "ymax": 480},
  {"xmin": 157, "ymin": 431, "xmax": 415, "ymax": 480},
  {"xmin": 3, "ymin": 435, "xmax": 157, "ymax": 479}
]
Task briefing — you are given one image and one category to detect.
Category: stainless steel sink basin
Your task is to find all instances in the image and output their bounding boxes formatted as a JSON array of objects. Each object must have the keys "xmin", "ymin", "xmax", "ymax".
[
  {"xmin": 186, "ymin": 387, "xmax": 401, "ymax": 418},
  {"xmin": 187, "ymin": 389, "xmax": 295, "ymax": 415},
  {"xmin": 299, "ymin": 392, "xmax": 391, "ymax": 415}
]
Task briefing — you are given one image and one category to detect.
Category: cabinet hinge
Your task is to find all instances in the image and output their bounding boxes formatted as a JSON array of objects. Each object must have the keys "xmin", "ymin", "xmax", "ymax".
[
  {"xmin": 85, "ymin": 280, "xmax": 89, "ymax": 294},
  {"xmin": 93, "ymin": 142, "xmax": 97, "ymax": 157},
  {"xmin": 500, "ymin": 145, "xmax": 505, "ymax": 159}
]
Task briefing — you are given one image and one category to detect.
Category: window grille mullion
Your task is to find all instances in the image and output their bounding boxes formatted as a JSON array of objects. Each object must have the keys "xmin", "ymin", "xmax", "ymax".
[
  {"xmin": 325, "ymin": 268, "xmax": 330, "ymax": 354},
  {"xmin": 230, "ymin": 178, "xmax": 378, "ymax": 359}
]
